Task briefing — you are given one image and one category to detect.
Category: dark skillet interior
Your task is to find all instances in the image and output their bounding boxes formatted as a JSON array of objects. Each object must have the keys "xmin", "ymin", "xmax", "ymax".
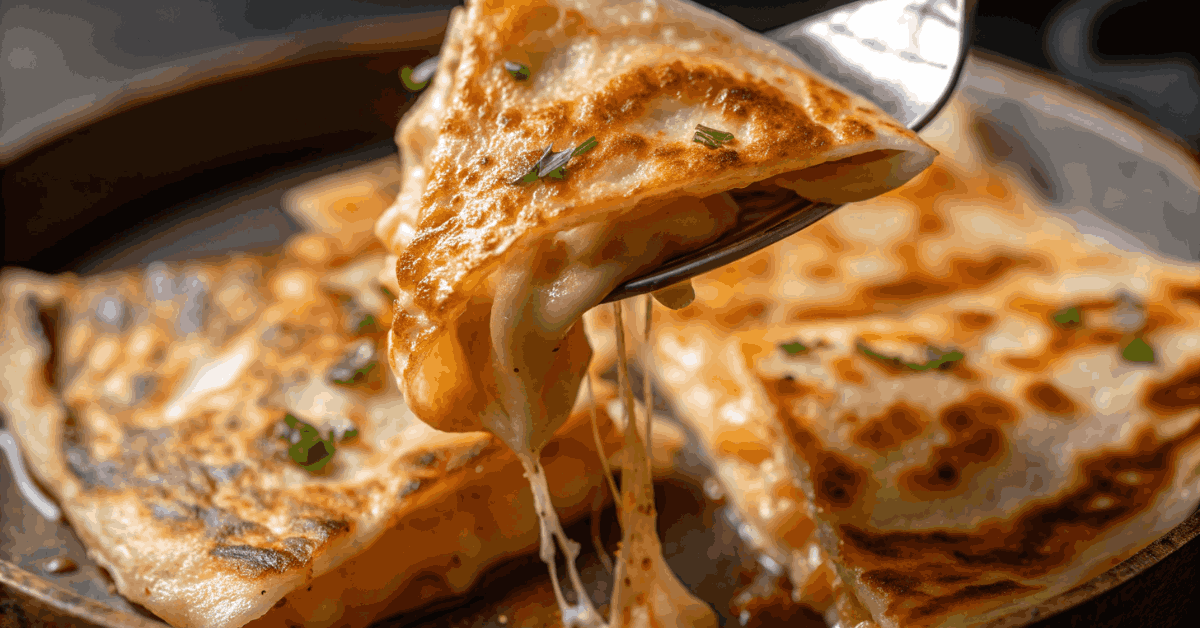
[
  {"xmin": 2, "ymin": 36, "xmax": 1200, "ymax": 628},
  {"xmin": 1, "ymin": 48, "xmax": 434, "ymax": 273}
]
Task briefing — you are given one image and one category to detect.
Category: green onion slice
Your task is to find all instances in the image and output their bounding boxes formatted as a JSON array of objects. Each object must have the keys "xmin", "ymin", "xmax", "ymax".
[
  {"xmin": 859, "ymin": 343, "xmax": 964, "ymax": 371},
  {"xmin": 1121, "ymin": 337, "xmax": 1155, "ymax": 363},
  {"xmin": 694, "ymin": 124, "xmax": 734, "ymax": 149},
  {"xmin": 504, "ymin": 61, "xmax": 531, "ymax": 81},
  {"xmin": 400, "ymin": 66, "xmax": 429, "ymax": 91},
  {"xmin": 1052, "ymin": 307, "xmax": 1082, "ymax": 327}
]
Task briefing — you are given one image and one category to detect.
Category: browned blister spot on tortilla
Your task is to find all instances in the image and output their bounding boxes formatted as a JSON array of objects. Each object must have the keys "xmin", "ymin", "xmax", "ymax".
[
  {"xmin": 902, "ymin": 393, "xmax": 1015, "ymax": 493},
  {"xmin": 714, "ymin": 298, "xmax": 769, "ymax": 330},
  {"xmin": 762, "ymin": 378, "xmax": 866, "ymax": 510},
  {"xmin": 806, "ymin": 263, "xmax": 837, "ymax": 281},
  {"xmin": 745, "ymin": 256, "xmax": 772, "ymax": 277},
  {"xmin": 907, "ymin": 580, "xmax": 1039, "ymax": 622},
  {"xmin": 805, "ymin": 78, "xmax": 852, "ymax": 125},
  {"xmin": 1025, "ymin": 382, "xmax": 1078, "ymax": 416},
  {"xmin": 1144, "ymin": 362, "xmax": 1200, "ymax": 415},
  {"xmin": 894, "ymin": 163, "xmax": 967, "ymax": 203},
  {"xmin": 838, "ymin": 117, "xmax": 876, "ymax": 142},
  {"xmin": 854, "ymin": 403, "xmax": 925, "ymax": 452},
  {"xmin": 831, "ymin": 358, "xmax": 866, "ymax": 386},
  {"xmin": 1168, "ymin": 282, "xmax": 1200, "ymax": 308},
  {"xmin": 814, "ymin": 450, "xmax": 865, "ymax": 509},
  {"xmin": 955, "ymin": 312, "xmax": 995, "ymax": 333},
  {"xmin": 868, "ymin": 247, "xmax": 1043, "ymax": 303}
]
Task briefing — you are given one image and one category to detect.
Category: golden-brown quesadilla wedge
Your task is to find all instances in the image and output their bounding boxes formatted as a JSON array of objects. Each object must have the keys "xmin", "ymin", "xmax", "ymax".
[
  {"xmin": 0, "ymin": 247, "xmax": 646, "ymax": 628},
  {"xmin": 381, "ymin": 0, "xmax": 938, "ymax": 448},
  {"xmin": 378, "ymin": 0, "xmax": 935, "ymax": 623},
  {"xmin": 640, "ymin": 99, "xmax": 1200, "ymax": 628}
]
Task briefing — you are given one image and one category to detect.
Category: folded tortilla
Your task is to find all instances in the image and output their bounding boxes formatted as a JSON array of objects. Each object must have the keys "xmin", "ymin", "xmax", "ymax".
[
  {"xmin": 379, "ymin": 0, "xmax": 937, "ymax": 449},
  {"xmin": 639, "ymin": 98, "xmax": 1200, "ymax": 628}
]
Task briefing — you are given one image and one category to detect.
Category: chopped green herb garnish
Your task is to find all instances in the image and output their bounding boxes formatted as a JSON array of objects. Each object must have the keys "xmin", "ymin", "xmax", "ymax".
[
  {"xmin": 693, "ymin": 124, "xmax": 734, "ymax": 149},
  {"xmin": 780, "ymin": 341, "xmax": 808, "ymax": 356},
  {"xmin": 400, "ymin": 66, "xmax": 429, "ymax": 91},
  {"xmin": 859, "ymin": 343, "xmax": 964, "ymax": 371},
  {"xmin": 329, "ymin": 340, "xmax": 378, "ymax": 385},
  {"xmin": 1122, "ymin": 337, "xmax": 1155, "ymax": 363},
  {"xmin": 331, "ymin": 361, "xmax": 377, "ymax": 385},
  {"xmin": 357, "ymin": 315, "xmax": 376, "ymax": 334},
  {"xmin": 511, "ymin": 137, "xmax": 601, "ymax": 185},
  {"xmin": 1052, "ymin": 307, "xmax": 1081, "ymax": 327},
  {"xmin": 504, "ymin": 61, "xmax": 531, "ymax": 81},
  {"xmin": 572, "ymin": 136, "xmax": 598, "ymax": 157},
  {"xmin": 339, "ymin": 428, "xmax": 359, "ymax": 442},
  {"xmin": 281, "ymin": 414, "xmax": 336, "ymax": 472},
  {"xmin": 380, "ymin": 286, "xmax": 395, "ymax": 300}
]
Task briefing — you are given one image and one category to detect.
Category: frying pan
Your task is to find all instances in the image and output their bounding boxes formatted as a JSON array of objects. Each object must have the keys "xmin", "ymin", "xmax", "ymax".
[{"xmin": 2, "ymin": 11, "xmax": 1198, "ymax": 628}]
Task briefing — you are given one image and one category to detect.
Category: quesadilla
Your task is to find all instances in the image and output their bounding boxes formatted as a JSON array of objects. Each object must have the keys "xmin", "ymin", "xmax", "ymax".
[
  {"xmin": 640, "ymin": 98, "xmax": 1200, "ymax": 627},
  {"xmin": 377, "ymin": 0, "xmax": 935, "ymax": 624},
  {"xmin": 0, "ymin": 167, "xmax": 687, "ymax": 628}
]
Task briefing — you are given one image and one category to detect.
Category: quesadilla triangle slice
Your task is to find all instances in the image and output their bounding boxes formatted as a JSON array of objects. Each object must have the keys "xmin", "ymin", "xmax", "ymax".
[
  {"xmin": 379, "ymin": 0, "xmax": 934, "ymax": 624},
  {"xmin": 0, "ymin": 237, "xmax": 688, "ymax": 628}
]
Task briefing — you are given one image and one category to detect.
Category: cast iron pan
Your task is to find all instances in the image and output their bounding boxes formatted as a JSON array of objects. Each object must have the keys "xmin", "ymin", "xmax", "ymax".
[{"xmin": 2, "ymin": 12, "xmax": 1198, "ymax": 628}]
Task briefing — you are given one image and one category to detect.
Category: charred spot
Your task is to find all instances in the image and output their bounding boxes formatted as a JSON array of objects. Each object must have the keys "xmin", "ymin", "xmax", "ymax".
[
  {"xmin": 1144, "ymin": 362, "xmax": 1200, "ymax": 415},
  {"xmin": 746, "ymin": 257, "xmax": 772, "ymax": 277},
  {"xmin": 617, "ymin": 133, "xmax": 649, "ymax": 154},
  {"xmin": 941, "ymin": 393, "xmax": 1016, "ymax": 431},
  {"xmin": 211, "ymin": 544, "xmax": 296, "ymax": 577},
  {"xmin": 807, "ymin": 264, "xmax": 836, "ymax": 280},
  {"xmin": 814, "ymin": 451, "xmax": 865, "ymax": 508},
  {"xmin": 935, "ymin": 463, "xmax": 958, "ymax": 483},
  {"xmin": 936, "ymin": 574, "xmax": 971, "ymax": 584},
  {"xmin": 62, "ymin": 411, "xmax": 126, "ymax": 490},
  {"xmin": 831, "ymin": 358, "xmax": 866, "ymax": 386},
  {"xmin": 1167, "ymin": 283, "xmax": 1200, "ymax": 308},
  {"xmin": 854, "ymin": 404, "xmax": 924, "ymax": 451},
  {"xmin": 896, "ymin": 164, "xmax": 966, "ymax": 204},
  {"xmin": 838, "ymin": 117, "xmax": 876, "ymax": 141},
  {"xmin": 903, "ymin": 395, "xmax": 1014, "ymax": 493},
  {"xmin": 907, "ymin": 580, "xmax": 1038, "ymax": 621},
  {"xmin": 716, "ymin": 299, "xmax": 768, "ymax": 329},
  {"xmin": 917, "ymin": 205, "xmax": 946, "ymax": 234},
  {"xmin": 149, "ymin": 502, "xmax": 200, "ymax": 523},
  {"xmin": 861, "ymin": 569, "xmax": 923, "ymax": 596},
  {"xmin": 955, "ymin": 312, "xmax": 995, "ymax": 333},
  {"xmin": 202, "ymin": 508, "xmax": 263, "ymax": 539},
  {"xmin": 1025, "ymin": 382, "xmax": 1078, "ymax": 416},
  {"xmin": 866, "ymin": 254, "xmax": 1037, "ymax": 304}
]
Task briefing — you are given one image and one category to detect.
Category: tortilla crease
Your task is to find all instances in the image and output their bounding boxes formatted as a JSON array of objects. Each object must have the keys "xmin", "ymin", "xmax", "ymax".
[
  {"xmin": 631, "ymin": 98, "xmax": 1200, "ymax": 627},
  {"xmin": 0, "ymin": 170, "xmax": 684, "ymax": 628},
  {"xmin": 379, "ymin": 0, "xmax": 936, "ymax": 446}
]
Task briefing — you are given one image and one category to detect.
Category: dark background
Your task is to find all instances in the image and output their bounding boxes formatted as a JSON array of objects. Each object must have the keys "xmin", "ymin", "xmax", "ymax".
[{"xmin": 1, "ymin": 1, "xmax": 1196, "ymax": 148}]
